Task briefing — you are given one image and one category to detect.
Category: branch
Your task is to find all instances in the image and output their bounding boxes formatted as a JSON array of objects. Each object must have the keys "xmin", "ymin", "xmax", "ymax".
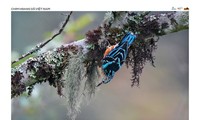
[
  {"xmin": 11, "ymin": 11, "xmax": 188, "ymax": 119},
  {"xmin": 11, "ymin": 11, "xmax": 73, "ymax": 65},
  {"xmin": 11, "ymin": 11, "xmax": 189, "ymax": 97}
]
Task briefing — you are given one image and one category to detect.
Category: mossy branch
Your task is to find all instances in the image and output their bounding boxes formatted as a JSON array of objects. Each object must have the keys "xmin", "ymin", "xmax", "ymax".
[{"xmin": 11, "ymin": 11, "xmax": 188, "ymax": 119}]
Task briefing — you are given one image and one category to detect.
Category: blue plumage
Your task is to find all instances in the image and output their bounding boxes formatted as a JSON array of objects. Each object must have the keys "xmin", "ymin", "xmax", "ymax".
[{"xmin": 97, "ymin": 32, "xmax": 136, "ymax": 87}]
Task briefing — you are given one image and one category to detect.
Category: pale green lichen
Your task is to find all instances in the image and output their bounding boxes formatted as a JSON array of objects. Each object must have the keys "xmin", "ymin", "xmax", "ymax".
[
  {"xmin": 84, "ymin": 61, "xmax": 100, "ymax": 99},
  {"xmin": 62, "ymin": 48, "xmax": 100, "ymax": 120},
  {"xmin": 63, "ymin": 50, "xmax": 87, "ymax": 120},
  {"xmin": 24, "ymin": 47, "xmax": 69, "ymax": 95},
  {"xmin": 175, "ymin": 12, "xmax": 189, "ymax": 26},
  {"xmin": 103, "ymin": 11, "xmax": 114, "ymax": 26},
  {"xmin": 165, "ymin": 12, "xmax": 189, "ymax": 33}
]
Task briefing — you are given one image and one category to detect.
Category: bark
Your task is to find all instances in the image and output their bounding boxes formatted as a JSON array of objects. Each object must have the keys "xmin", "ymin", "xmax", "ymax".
[{"xmin": 11, "ymin": 11, "xmax": 188, "ymax": 98}]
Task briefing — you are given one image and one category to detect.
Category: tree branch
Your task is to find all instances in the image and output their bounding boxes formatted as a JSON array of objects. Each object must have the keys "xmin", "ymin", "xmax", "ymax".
[
  {"xmin": 11, "ymin": 11, "xmax": 188, "ymax": 119},
  {"xmin": 11, "ymin": 11, "xmax": 188, "ymax": 98},
  {"xmin": 11, "ymin": 11, "xmax": 73, "ymax": 65}
]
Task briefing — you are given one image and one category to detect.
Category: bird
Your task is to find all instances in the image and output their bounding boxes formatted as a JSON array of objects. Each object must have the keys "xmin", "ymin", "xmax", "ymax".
[{"xmin": 97, "ymin": 32, "xmax": 136, "ymax": 87}]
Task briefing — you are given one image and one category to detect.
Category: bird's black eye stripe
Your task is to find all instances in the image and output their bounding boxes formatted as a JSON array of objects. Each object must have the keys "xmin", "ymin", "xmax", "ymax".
[{"xmin": 98, "ymin": 32, "xmax": 136, "ymax": 86}]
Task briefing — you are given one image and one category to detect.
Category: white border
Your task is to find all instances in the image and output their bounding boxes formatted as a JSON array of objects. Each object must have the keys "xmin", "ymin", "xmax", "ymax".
[
  {"xmin": 9, "ymin": 0, "xmax": 189, "ymax": 11},
  {"xmin": 1, "ymin": 0, "xmax": 196, "ymax": 120}
]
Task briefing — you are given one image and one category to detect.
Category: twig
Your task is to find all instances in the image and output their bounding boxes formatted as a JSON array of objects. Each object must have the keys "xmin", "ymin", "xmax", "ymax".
[
  {"xmin": 12, "ymin": 11, "xmax": 73, "ymax": 65},
  {"xmin": 11, "ymin": 11, "xmax": 188, "ymax": 98}
]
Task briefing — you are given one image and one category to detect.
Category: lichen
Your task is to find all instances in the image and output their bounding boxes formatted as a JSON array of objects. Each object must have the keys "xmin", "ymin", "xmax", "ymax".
[
  {"xmin": 85, "ymin": 27, "xmax": 102, "ymax": 45},
  {"xmin": 63, "ymin": 49, "xmax": 86, "ymax": 120},
  {"xmin": 12, "ymin": 45, "xmax": 70, "ymax": 98},
  {"xmin": 11, "ymin": 69, "xmax": 26, "ymax": 98},
  {"xmin": 84, "ymin": 60, "xmax": 100, "ymax": 98},
  {"xmin": 84, "ymin": 12, "xmax": 165, "ymax": 87},
  {"xmin": 11, "ymin": 12, "xmax": 188, "ymax": 119}
]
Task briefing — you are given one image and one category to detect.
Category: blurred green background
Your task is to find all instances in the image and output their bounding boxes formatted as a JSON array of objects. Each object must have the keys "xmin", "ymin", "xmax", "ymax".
[{"xmin": 11, "ymin": 12, "xmax": 188, "ymax": 120}]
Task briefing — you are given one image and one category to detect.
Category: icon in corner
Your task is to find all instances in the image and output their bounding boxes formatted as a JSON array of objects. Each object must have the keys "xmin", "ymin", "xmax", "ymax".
[
  {"xmin": 172, "ymin": 7, "xmax": 176, "ymax": 10},
  {"xmin": 184, "ymin": 7, "xmax": 189, "ymax": 10},
  {"xmin": 177, "ymin": 7, "xmax": 183, "ymax": 10}
]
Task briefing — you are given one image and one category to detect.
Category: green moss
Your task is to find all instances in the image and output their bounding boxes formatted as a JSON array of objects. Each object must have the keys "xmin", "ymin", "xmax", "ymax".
[
  {"xmin": 170, "ymin": 25, "xmax": 189, "ymax": 33},
  {"xmin": 12, "ymin": 54, "xmax": 35, "ymax": 68}
]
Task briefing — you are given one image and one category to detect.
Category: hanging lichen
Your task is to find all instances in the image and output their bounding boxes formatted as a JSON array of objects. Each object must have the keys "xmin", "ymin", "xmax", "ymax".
[{"xmin": 63, "ymin": 46, "xmax": 100, "ymax": 120}]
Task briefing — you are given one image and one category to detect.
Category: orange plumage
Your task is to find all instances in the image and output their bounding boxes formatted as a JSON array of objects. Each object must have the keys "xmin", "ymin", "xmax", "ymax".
[
  {"xmin": 99, "ymin": 45, "xmax": 117, "ymax": 81},
  {"xmin": 103, "ymin": 45, "xmax": 117, "ymax": 58}
]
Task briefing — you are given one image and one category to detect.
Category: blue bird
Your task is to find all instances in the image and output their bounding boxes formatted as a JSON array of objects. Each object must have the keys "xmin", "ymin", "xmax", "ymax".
[{"xmin": 97, "ymin": 32, "xmax": 136, "ymax": 87}]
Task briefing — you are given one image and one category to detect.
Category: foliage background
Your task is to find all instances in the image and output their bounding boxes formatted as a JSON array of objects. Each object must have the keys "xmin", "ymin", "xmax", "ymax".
[{"xmin": 11, "ymin": 12, "xmax": 188, "ymax": 120}]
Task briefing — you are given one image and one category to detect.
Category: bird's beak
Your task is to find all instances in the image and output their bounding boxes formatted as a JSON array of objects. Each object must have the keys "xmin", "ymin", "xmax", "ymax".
[{"xmin": 96, "ymin": 81, "xmax": 103, "ymax": 87}]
